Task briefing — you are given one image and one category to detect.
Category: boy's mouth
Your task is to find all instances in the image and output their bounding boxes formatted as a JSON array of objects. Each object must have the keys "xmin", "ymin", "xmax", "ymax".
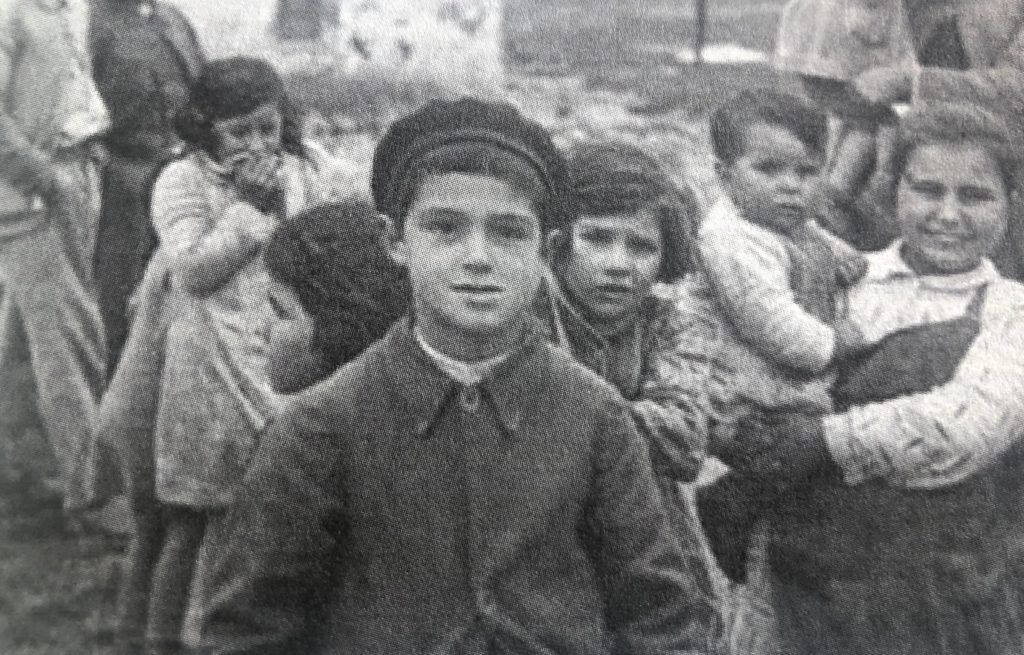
[
  {"xmin": 595, "ymin": 283, "xmax": 633, "ymax": 298},
  {"xmin": 451, "ymin": 283, "xmax": 504, "ymax": 295}
]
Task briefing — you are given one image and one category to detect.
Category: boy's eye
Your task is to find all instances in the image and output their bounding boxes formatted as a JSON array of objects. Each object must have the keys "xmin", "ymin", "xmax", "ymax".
[
  {"xmin": 910, "ymin": 181, "xmax": 944, "ymax": 199},
  {"xmin": 425, "ymin": 218, "xmax": 460, "ymax": 235},
  {"xmin": 627, "ymin": 236, "xmax": 661, "ymax": 257},
  {"xmin": 489, "ymin": 217, "xmax": 533, "ymax": 241},
  {"xmin": 580, "ymin": 227, "xmax": 615, "ymax": 246},
  {"xmin": 260, "ymin": 121, "xmax": 280, "ymax": 137},
  {"xmin": 797, "ymin": 164, "xmax": 820, "ymax": 179},
  {"xmin": 753, "ymin": 160, "xmax": 784, "ymax": 176},
  {"xmin": 959, "ymin": 186, "xmax": 997, "ymax": 204}
]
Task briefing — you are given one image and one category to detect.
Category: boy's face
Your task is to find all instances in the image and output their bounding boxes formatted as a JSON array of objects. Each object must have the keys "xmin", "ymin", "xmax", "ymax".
[
  {"xmin": 719, "ymin": 121, "xmax": 822, "ymax": 234},
  {"xmin": 557, "ymin": 208, "xmax": 663, "ymax": 328},
  {"xmin": 389, "ymin": 172, "xmax": 544, "ymax": 360}
]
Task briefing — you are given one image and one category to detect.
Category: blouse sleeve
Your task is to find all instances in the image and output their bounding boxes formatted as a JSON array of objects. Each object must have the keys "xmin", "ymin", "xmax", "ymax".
[
  {"xmin": 632, "ymin": 297, "xmax": 713, "ymax": 483},
  {"xmin": 699, "ymin": 219, "xmax": 836, "ymax": 373},
  {"xmin": 151, "ymin": 159, "xmax": 274, "ymax": 296},
  {"xmin": 825, "ymin": 288, "xmax": 1024, "ymax": 489}
]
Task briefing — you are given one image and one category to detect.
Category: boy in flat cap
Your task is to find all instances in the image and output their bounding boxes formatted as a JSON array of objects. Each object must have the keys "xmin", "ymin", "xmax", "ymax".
[{"xmin": 198, "ymin": 97, "xmax": 718, "ymax": 655}]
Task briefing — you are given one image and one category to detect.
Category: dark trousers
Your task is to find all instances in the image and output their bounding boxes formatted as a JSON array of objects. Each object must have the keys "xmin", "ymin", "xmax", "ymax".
[{"xmin": 94, "ymin": 153, "xmax": 161, "ymax": 379}]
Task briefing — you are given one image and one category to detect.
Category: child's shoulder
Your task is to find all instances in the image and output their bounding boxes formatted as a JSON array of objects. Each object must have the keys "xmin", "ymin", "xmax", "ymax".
[
  {"xmin": 279, "ymin": 334, "xmax": 396, "ymax": 431},
  {"xmin": 699, "ymin": 199, "xmax": 790, "ymax": 259}
]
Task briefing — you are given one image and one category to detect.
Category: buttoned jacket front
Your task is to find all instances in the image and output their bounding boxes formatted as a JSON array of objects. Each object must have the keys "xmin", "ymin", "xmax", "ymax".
[{"xmin": 201, "ymin": 319, "xmax": 716, "ymax": 655}]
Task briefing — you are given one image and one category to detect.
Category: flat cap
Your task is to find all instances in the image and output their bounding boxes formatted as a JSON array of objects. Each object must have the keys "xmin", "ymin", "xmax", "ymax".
[{"xmin": 371, "ymin": 97, "xmax": 570, "ymax": 226}]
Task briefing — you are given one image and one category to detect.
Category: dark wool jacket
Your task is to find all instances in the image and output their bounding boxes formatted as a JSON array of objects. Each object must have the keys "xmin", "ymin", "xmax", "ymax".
[{"xmin": 199, "ymin": 318, "xmax": 717, "ymax": 655}]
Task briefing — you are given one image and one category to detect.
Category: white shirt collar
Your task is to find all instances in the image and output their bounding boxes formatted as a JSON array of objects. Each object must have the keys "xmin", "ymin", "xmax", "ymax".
[
  {"xmin": 866, "ymin": 240, "xmax": 1001, "ymax": 291},
  {"xmin": 414, "ymin": 328, "xmax": 509, "ymax": 386}
]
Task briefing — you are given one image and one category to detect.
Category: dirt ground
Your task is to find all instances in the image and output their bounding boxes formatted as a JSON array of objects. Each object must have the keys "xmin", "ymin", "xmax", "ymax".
[{"xmin": 0, "ymin": 3, "xmax": 786, "ymax": 652}]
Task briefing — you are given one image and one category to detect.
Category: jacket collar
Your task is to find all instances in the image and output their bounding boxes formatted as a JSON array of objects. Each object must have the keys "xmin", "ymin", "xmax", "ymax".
[
  {"xmin": 867, "ymin": 240, "xmax": 1001, "ymax": 291},
  {"xmin": 381, "ymin": 317, "xmax": 543, "ymax": 440}
]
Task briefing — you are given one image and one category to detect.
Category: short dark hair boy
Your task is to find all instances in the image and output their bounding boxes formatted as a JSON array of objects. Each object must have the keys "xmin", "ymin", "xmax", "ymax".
[
  {"xmin": 199, "ymin": 97, "xmax": 718, "ymax": 654},
  {"xmin": 709, "ymin": 87, "xmax": 828, "ymax": 166}
]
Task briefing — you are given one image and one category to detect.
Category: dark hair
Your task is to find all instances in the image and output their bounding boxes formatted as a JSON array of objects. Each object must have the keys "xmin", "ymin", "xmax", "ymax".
[
  {"xmin": 709, "ymin": 88, "xmax": 828, "ymax": 165},
  {"xmin": 562, "ymin": 141, "xmax": 697, "ymax": 282},
  {"xmin": 264, "ymin": 200, "xmax": 409, "ymax": 367},
  {"xmin": 893, "ymin": 102, "xmax": 1021, "ymax": 193},
  {"xmin": 372, "ymin": 98, "xmax": 572, "ymax": 234},
  {"xmin": 175, "ymin": 56, "xmax": 304, "ymax": 158}
]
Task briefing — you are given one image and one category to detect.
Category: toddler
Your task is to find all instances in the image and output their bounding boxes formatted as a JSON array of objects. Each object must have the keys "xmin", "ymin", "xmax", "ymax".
[{"xmin": 681, "ymin": 89, "xmax": 870, "ymax": 466}]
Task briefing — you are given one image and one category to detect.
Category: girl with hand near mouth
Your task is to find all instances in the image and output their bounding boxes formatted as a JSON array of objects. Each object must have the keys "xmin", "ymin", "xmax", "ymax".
[{"xmin": 110, "ymin": 56, "xmax": 332, "ymax": 655}]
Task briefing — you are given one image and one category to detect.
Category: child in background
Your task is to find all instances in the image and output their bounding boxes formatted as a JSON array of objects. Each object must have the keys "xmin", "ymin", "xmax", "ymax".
[
  {"xmin": 115, "ymin": 56, "xmax": 331, "ymax": 655},
  {"xmin": 673, "ymin": 89, "xmax": 870, "ymax": 655},
  {"xmin": 263, "ymin": 200, "xmax": 409, "ymax": 393},
  {"xmin": 541, "ymin": 139, "xmax": 723, "ymax": 645},
  {"xmin": 689, "ymin": 89, "xmax": 869, "ymax": 460},
  {"xmin": 776, "ymin": 0, "xmax": 916, "ymax": 247},
  {"xmin": 542, "ymin": 140, "xmax": 708, "ymax": 489},
  {"xmin": 199, "ymin": 97, "xmax": 718, "ymax": 654}
]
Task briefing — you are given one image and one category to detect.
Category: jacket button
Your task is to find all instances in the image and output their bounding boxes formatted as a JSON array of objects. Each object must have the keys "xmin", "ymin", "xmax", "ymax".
[{"xmin": 460, "ymin": 385, "xmax": 481, "ymax": 413}]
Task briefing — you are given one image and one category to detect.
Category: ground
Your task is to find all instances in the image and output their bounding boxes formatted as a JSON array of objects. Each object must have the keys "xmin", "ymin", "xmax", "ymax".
[{"xmin": 0, "ymin": 2, "xmax": 782, "ymax": 651}]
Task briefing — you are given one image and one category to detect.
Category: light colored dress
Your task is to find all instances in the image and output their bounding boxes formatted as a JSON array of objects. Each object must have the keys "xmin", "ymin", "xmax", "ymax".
[{"xmin": 151, "ymin": 150, "xmax": 327, "ymax": 507}]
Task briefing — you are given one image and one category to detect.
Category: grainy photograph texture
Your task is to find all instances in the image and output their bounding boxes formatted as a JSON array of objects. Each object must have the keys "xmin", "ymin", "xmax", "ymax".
[{"xmin": 1, "ymin": 1, "xmax": 1024, "ymax": 654}]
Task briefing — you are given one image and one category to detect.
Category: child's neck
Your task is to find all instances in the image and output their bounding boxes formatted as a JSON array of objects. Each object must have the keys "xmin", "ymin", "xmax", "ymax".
[
  {"xmin": 413, "ymin": 319, "xmax": 524, "ymax": 365},
  {"xmin": 560, "ymin": 284, "xmax": 640, "ymax": 340}
]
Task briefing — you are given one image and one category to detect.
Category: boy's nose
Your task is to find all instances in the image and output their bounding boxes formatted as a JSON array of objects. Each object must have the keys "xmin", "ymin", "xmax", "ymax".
[
  {"xmin": 463, "ymin": 231, "xmax": 493, "ymax": 270},
  {"xmin": 777, "ymin": 171, "xmax": 801, "ymax": 193},
  {"xmin": 934, "ymin": 193, "xmax": 961, "ymax": 225},
  {"xmin": 604, "ymin": 242, "xmax": 632, "ymax": 273}
]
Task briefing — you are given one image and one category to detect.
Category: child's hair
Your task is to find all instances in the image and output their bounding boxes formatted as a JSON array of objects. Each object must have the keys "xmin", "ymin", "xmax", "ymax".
[
  {"xmin": 371, "ymin": 97, "xmax": 572, "ymax": 235},
  {"xmin": 563, "ymin": 140, "xmax": 697, "ymax": 281},
  {"xmin": 175, "ymin": 56, "xmax": 304, "ymax": 158},
  {"xmin": 264, "ymin": 200, "xmax": 409, "ymax": 367},
  {"xmin": 893, "ymin": 102, "xmax": 1021, "ymax": 193},
  {"xmin": 710, "ymin": 89, "xmax": 828, "ymax": 165}
]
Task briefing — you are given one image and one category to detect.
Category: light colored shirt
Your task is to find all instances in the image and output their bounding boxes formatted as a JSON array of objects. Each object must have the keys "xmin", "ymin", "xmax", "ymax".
[
  {"xmin": 414, "ymin": 328, "xmax": 509, "ymax": 386},
  {"xmin": 697, "ymin": 196, "xmax": 836, "ymax": 373},
  {"xmin": 52, "ymin": 0, "xmax": 109, "ymax": 147},
  {"xmin": 825, "ymin": 242, "xmax": 1024, "ymax": 489}
]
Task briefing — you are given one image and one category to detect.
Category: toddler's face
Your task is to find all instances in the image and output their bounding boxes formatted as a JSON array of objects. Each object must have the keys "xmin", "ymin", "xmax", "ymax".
[
  {"xmin": 720, "ymin": 121, "xmax": 822, "ymax": 234},
  {"xmin": 557, "ymin": 209, "xmax": 663, "ymax": 328},
  {"xmin": 390, "ymin": 172, "xmax": 544, "ymax": 359}
]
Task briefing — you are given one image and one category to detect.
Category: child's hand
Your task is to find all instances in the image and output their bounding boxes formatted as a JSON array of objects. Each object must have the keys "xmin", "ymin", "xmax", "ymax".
[
  {"xmin": 833, "ymin": 318, "xmax": 870, "ymax": 360},
  {"xmin": 836, "ymin": 252, "xmax": 869, "ymax": 287},
  {"xmin": 232, "ymin": 152, "xmax": 284, "ymax": 214}
]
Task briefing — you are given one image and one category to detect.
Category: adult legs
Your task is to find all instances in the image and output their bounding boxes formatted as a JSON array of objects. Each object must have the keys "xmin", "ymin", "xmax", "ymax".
[
  {"xmin": 94, "ymin": 153, "xmax": 160, "ymax": 378},
  {"xmin": 0, "ymin": 175, "xmax": 106, "ymax": 510}
]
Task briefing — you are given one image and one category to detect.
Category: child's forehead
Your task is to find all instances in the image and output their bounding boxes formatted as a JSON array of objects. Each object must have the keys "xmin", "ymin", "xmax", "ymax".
[
  {"xmin": 737, "ymin": 120, "xmax": 820, "ymax": 160},
  {"xmin": 408, "ymin": 172, "xmax": 542, "ymax": 220}
]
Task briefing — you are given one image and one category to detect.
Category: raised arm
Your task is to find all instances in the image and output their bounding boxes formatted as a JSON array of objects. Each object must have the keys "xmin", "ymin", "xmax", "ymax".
[
  {"xmin": 151, "ymin": 161, "xmax": 275, "ymax": 296},
  {"xmin": 586, "ymin": 400, "xmax": 720, "ymax": 655},
  {"xmin": 699, "ymin": 220, "xmax": 836, "ymax": 373},
  {"xmin": 200, "ymin": 399, "xmax": 346, "ymax": 654},
  {"xmin": 826, "ymin": 292, "xmax": 1024, "ymax": 489}
]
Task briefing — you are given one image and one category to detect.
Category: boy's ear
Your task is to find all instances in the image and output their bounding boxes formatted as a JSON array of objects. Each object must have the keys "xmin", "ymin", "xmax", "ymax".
[{"xmin": 380, "ymin": 214, "xmax": 409, "ymax": 268}]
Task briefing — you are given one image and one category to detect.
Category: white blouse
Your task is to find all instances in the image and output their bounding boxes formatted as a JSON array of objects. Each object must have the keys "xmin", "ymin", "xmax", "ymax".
[{"xmin": 825, "ymin": 242, "xmax": 1024, "ymax": 489}]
